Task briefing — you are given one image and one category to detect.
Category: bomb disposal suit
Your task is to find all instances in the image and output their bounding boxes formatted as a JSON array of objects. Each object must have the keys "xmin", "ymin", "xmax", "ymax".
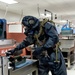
[{"xmin": 6, "ymin": 16, "xmax": 67, "ymax": 75}]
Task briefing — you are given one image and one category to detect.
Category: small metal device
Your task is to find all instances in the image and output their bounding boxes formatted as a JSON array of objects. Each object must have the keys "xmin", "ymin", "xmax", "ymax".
[
  {"xmin": 54, "ymin": 42, "xmax": 60, "ymax": 63},
  {"xmin": 8, "ymin": 56, "xmax": 26, "ymax": 70}
]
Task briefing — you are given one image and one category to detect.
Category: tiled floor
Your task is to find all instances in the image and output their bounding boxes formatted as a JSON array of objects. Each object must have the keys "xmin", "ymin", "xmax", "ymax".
[{"xmin": 67, "ymin": 70, "xmax": 75, "ymax": 75}]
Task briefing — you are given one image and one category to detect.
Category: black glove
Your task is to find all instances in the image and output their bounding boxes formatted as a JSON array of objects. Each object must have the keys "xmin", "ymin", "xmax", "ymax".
[
  {"xmin": 33, "ymin": 46, "xmax": 44, "ymax": 56},
  {"xmin": 6, "ymin": 49, "xmax": 15, "ymax": 56}
]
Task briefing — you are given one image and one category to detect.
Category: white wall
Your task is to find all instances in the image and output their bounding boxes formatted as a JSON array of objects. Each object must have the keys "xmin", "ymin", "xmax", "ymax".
[{"xmin": 0, "ymin": 9, "xmax": 23, "ymax": 23}]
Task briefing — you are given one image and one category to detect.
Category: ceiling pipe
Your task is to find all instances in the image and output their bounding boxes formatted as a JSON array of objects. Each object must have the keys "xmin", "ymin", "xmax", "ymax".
[{"xmin": 44, "ymin": 9, "xmax": 53, "ymax": 20}]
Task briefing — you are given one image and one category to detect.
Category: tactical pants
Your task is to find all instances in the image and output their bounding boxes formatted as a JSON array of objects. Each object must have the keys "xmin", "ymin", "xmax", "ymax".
[{"xmin": 38, "ymin": 50, "xmax": 67, "ymax": 75}]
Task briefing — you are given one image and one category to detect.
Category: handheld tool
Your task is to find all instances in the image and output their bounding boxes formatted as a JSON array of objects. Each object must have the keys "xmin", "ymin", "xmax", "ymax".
[{"xmin": 54, "ymin": 42, "xmax": 60, "ymax": 63}]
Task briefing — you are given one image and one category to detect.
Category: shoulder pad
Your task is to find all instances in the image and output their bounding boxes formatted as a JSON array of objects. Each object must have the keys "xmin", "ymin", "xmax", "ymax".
[{"xmin": 44, "ymin": 22, "xmax": 53, "ymax": 29}]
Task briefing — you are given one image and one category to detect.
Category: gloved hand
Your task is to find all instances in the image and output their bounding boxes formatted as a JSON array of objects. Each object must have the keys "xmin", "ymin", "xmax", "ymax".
[
  {"xmin": 6, "ymin": 49, "xmax": 15, "ymax": 56},
  {"xmin": 33, "ymin": 46, "xmax": 44, "ymax": 56}
]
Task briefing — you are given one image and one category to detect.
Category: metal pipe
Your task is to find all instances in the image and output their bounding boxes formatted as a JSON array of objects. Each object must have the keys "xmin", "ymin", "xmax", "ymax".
[{"xmin": 44, "ymin": 9, "xmax": 53, "ymax": 20}]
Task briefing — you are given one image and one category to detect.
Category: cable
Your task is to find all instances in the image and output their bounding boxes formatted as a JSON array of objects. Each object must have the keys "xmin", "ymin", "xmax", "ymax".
[
  {"xmin": 37, "ymin": 4, "xmax": 40, "ymax": 17},
  {"xmin": 4, "ymin": 5, "xmax": 8, "ymax": 18},
  {"xmin": 19, "ymin": 9, "xmax": 23, "ymax": 22}
]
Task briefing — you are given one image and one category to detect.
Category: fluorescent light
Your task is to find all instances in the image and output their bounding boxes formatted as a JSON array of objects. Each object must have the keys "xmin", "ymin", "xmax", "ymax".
[
  {"xmin": 59, "ymin": 20, "xmax": 67, "ymax": 23},
  {"xmin": 0, "ymin": 0, "xmax": 18, "ymax": 4}
]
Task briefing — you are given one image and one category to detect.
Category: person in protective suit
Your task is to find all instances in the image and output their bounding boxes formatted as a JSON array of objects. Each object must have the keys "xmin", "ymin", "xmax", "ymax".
[{"xmin": 6, "ymin": 16, "xmax": 67, "ymax": 75}]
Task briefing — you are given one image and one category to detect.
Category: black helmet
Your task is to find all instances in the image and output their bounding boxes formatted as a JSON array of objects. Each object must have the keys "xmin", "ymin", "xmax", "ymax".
[{"xmin": 22, "ymin": 16, "xmax": 39, "ymax": 29}]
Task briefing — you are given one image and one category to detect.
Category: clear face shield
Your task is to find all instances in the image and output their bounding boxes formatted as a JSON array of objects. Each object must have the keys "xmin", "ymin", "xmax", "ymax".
[{"xmin": 22, "ymin": 25, "xmax": 33, "ymax": 36}]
